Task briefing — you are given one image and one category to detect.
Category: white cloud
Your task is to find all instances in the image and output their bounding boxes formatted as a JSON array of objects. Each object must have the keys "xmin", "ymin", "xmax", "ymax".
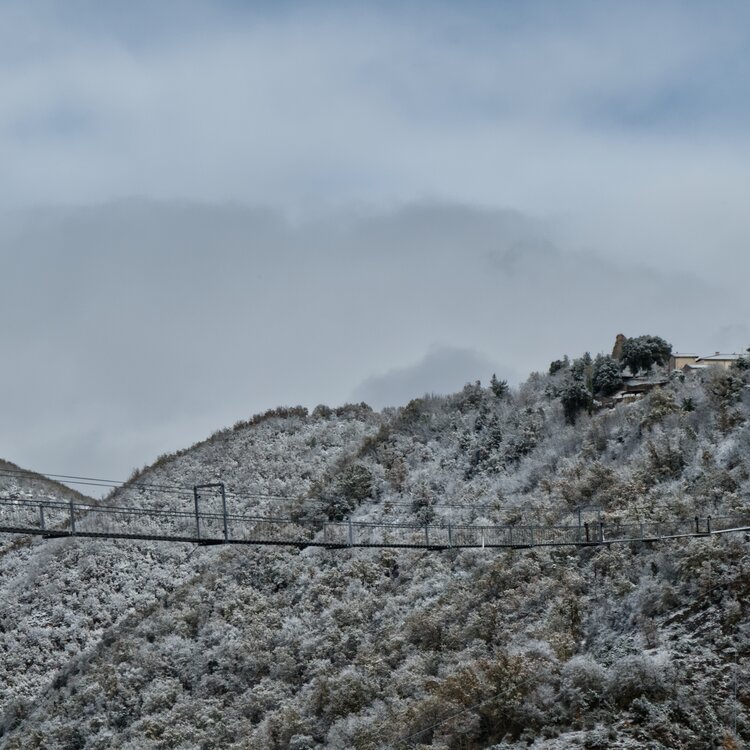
[
  {"xmin": 1, "ymin": 3, "xmax": 749, "ymax": 222},
  {"xmin": 2, "ymin": 3, "xmax": 750, "ymax": 479}
]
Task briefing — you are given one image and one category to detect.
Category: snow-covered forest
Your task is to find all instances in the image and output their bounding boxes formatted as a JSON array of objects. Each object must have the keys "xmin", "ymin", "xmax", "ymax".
[{"xmin": 2, "ymin": 351, "xmax": 750, "ymax": 749}]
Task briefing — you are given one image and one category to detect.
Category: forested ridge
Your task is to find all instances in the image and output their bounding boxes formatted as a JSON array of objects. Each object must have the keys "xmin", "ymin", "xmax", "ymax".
[{"xmin": 1, "ymin": 353, "xmax": 750, "ymax": 749}]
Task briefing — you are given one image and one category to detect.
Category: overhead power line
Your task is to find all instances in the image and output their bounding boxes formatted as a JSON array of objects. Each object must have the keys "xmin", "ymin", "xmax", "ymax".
[{"xmin": 0, "ymin": 467, "xmax": 564, "ymax": 514}]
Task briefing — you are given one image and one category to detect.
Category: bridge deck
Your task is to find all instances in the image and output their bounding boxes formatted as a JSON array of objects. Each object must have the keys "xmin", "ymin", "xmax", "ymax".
[{"xmin": 0, "ymin": 497, "xmax": 746, "ymax": 550}]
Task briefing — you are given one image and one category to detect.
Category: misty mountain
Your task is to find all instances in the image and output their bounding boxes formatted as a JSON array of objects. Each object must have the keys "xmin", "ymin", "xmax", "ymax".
[
  {"xmin": 5, "ymin": 199, "xmax": 746, "ymax": 489},
  {"xmin": 1, "ymin": 356, "xmax": 750, "ymax": 748}
]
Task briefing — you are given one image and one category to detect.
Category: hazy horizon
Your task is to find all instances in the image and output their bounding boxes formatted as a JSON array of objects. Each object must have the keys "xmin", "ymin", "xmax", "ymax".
[{"xmin": 2, "ymin": 1, "xmax": 750, "ymax": 484}]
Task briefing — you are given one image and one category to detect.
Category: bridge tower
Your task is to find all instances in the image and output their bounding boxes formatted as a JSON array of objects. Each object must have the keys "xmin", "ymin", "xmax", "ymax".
[{"xmin": 193, "ymin": 483, "xmax": 228, "ymax": 542}]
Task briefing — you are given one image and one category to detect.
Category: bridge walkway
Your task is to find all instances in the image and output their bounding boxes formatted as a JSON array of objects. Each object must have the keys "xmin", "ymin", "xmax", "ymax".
[{"xmin": 1, "ymin": 497, "xmax": 746, "ymax": 550}]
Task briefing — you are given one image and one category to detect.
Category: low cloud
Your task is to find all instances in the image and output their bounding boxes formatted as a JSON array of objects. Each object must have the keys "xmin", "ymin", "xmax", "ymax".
[
  {"xmin": 2, "ymin": 3, "xmax": 750, "ymax": 488},
  {"xmin": 2, "ymin": 199, "xmax": 747, "ymax": 488},
  {"xmin": 1, "ymin": 2, "xmax": 750, "ymax": 283}
]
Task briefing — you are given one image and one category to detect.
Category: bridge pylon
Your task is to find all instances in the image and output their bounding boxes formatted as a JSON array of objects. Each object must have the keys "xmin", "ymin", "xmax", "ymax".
[{"xmin": 193, "ymin": 483, "xmax": 228, "ymax": 542}]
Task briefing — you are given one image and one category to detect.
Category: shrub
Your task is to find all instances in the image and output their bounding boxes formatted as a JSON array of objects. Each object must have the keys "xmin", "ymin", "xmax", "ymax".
[
  {"xmin": 641, "ymin": 389, "xmax": 678, "ymax": 430},
  {"xmin": 335, "ymin": 464, "xmax": 373, "ymax": 503},
  {"xmin": 731, "ymin": 351, "xmax": 750, "ymax": 372},
  {"xmin": 645, "ymin": 439, "xmax": 685, "ymax": 481},
  {"xmin": 707, "ymin": 370, "xmax": 745, "ymax": 433},
  {"xmin": 334, "ymin": 402, "xmax": 373, "ymax": 419},
  {"xmin": 607, "ymin": 653, "xmax": 673, "ymax": 708}
]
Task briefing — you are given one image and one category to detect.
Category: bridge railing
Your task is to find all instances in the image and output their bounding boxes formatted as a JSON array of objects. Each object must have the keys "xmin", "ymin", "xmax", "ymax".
[
  {"xmin": 321, "ymin": 522, "xmax": 590, "ymax": 548},
  {"xmin": 76, "ymin": 503, "xmax": 197, "ymax": 537},
  {"xmin": 226, "ymin": 514, "xmax": 315, "ymax": 545},
  {"xmin": 0, "ymin": 498, "xmax": 200, "ymax": 538},
  {"xmin": 708, "ymin": 515, "xmax": 748, "ymax": 533},
  {"xmin": 0, "ymin": 498, "xmax": 208, "ymax": 539},
  {"xmin": 3, "ymin": 496, "xmax": 750, "ymax": 548},
  {"xmin": 323, "ymin": 522, "xmax": 446, "ymax": 547},
  {"xmin": 0, "ymin": 498, "xmax": 69, "ymax": 532}
]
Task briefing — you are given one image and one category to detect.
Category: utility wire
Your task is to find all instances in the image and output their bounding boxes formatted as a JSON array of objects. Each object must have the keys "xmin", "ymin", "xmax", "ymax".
[
  {"xmin": 0, "ymin": 467, "xmax": 568, "ymax": 513},
  {"xmin": 0, "ymin": 468, "xmax": 189, "ymax": 493},
  {"xmin": 0, "ymin": 468, "xmax": 301, "ymax": 501}
]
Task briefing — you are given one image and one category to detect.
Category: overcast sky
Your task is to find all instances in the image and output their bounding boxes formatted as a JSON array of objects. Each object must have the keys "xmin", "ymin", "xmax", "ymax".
[{"xmin": 2, "ymin": 1, "xmax": 750, "ymax": 487}]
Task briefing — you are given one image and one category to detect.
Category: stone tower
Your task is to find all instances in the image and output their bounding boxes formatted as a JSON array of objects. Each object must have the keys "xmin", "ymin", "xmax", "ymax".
[{"xmin": 612, "ymin": 333, "xmax": 627, "ymax": 361}]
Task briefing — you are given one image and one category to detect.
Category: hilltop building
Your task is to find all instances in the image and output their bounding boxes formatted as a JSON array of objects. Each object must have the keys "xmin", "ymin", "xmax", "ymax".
[
  {"xmin": 669, "ymin": 352, "xmax": 744, "ymax": 372},
  {"xmin": 602, "ymin": 336, "xmax": 747, "ymax": 408}
]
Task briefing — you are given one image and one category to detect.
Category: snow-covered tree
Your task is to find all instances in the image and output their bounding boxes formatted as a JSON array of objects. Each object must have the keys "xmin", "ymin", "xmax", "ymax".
[
  {"xmin": 560, "ymin": 376, "xmax": 592, "ymax": 424},
  {"xmin": 592, "ymin": 354, "xmax": 622, "ymax": 396},
  {"xmin": 620, "ymin": 334, "xmax": 672, "ymax": 373},
  {"xmin": 490, "ymin": 373, "xmax": 509, "ymax": 398}
]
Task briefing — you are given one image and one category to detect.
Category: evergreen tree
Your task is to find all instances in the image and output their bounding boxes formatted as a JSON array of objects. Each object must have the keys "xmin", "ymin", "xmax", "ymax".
[
  {"xmin": 459, "ymin": 380, "xmax": 483, "ymax": 409},
  {"xmin": 549, "ymin": 356, "xmax": 569, "ymax": 375},
  {"xmin": 490, "ymin": 373, "xmax": 509, "ymax": 398},
  {"xmin": 560, "ymin": 376, "xmax": 593, "ymax": 424},
  {"xmin": 620, "ymin": 335, "xmax": 672, "ymax": 374},
  {"xmin": 592, "ymin": 355, "xmax": 622, "ymax": 396},
  {"xmin": 732, "ymin": 349, "xmax": 750, "ymax": 372},
  {"xmin": 571, "ymin": 353, "xmax": 594, "ymax": 391}
]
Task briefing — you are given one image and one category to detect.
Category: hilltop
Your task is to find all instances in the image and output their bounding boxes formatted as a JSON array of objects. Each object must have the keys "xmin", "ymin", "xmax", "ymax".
[
  {"xmin": 0, "ymin": 460, "xmax": 92, "ymax": 504},
  {"xmin": 1, "ymin": 351, "xmax": 750, "ymax": 749}
]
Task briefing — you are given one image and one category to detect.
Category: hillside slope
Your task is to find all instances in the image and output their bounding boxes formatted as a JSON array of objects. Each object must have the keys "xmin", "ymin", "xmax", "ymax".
[{"xmin": 1, "ymin": 365, "xmax": 750, "ymax": 749}]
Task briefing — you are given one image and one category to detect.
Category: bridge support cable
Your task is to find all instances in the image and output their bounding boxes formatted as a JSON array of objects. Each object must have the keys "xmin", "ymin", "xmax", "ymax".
[{"xmin": 1, "ymin": 495, "xmax": 749, "ymax": 551}]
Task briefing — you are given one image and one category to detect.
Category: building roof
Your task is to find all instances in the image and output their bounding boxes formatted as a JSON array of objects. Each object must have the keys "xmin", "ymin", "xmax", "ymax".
[
  {"xmin": 622, "ymin": 377, "xmax": 668, "ymax": 393},
  {"xmin": 625, "ymin": 376, "xmax": 669, "ymax": 385},
  {"xmin": 612, "ymin": 392, "xmax": 642, "ymax": 401},
  {"xmin": 695, "ymin": 353, "xmax": 742, "ymax": 362}
]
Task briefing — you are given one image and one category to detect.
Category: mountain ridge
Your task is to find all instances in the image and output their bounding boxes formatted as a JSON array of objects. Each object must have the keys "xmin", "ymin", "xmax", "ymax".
[{"xmin": 1, "ymin": 359, "xmax": 749, "ymax": 748}]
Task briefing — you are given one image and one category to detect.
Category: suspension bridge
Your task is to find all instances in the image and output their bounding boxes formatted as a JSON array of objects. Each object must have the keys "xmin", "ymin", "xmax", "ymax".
[{"xmin": 1, "ymin": 489, "xmax": 748, "ymax": 550}]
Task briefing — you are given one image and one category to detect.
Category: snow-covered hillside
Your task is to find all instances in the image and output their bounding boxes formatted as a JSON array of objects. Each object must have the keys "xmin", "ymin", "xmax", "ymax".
[{"xmin": 1, "ymin": 361, "xmax": 750, "ymax": 749}]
